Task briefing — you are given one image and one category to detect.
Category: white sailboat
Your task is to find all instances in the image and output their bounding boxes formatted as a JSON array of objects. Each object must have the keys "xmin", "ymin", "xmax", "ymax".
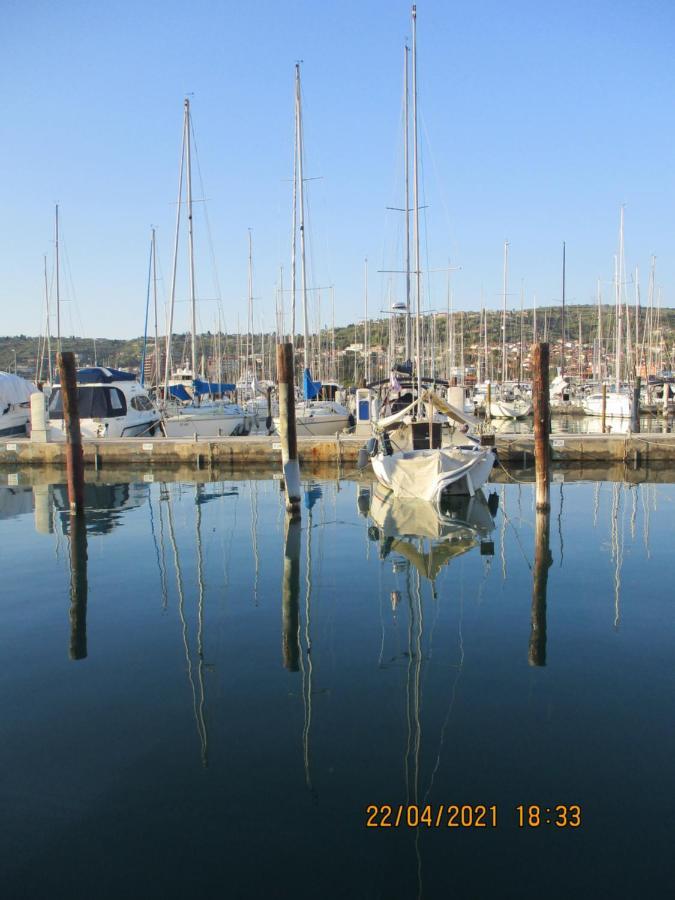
[
  {"xmin": 0, "ymin": 372, "xmax": 39, "ymax": 437},
  {"xmin": 369, "ymin": 5, "xmax": 495, "ymax": 503},
  {"xmin": 273, "ymin": 64, "xmax": 350, "ymax": 438},
  {"xmin": 488, "ymin": 241, "xmax": 532, "ymax": 419},
  {"xmin": 162, "ymin": 98, "xmax": 249, "ymax": 438}
]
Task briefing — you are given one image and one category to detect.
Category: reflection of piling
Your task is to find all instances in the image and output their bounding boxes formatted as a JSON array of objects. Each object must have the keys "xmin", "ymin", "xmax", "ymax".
[
  {"xmin": 276, "ymin": 343, "xmax": 301, "ymax": 517},
  {"xmin": 58, "ymin": 352, "xmax": 85, "ymax": 514},
  {"xmin": 529, "ymin": 508, "xmax": 552, "ymax": 666},
  {"xmin": 630, "ymin": 376, "xmax": 641, "ymax": 434},
  {"xmin": 281, "ymin": 514, "xmax": 301, "ymax": 671},
  {"xmin": 69, "ymin": 512, "xmax": 88, "ymax": 660},
  {"xmin": 601, "ymin": 383, "xmax": 607, "ymax": 434},
  {"xmin": 33, "ymin": 484, "xmax": 54, "ymax": 534},
  {"xmin": 533, "ymin": 343, "xmax": 550, "ymax": 511}
]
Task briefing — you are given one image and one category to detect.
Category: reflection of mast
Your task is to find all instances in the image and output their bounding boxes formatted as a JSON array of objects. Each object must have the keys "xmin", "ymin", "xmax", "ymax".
[
  {"xmin": 250, "ymin": 480, "xmax": 260, "ymax": 605},
  {"xmin": 68, "ymin": 513, "xmax": 88, "ymax": 660},
  {"xmin": 500, "ymin": 485, "xmax": 507, "ymax": 580},
  {"xmin": 166, "ymin": 488, "xmax": 208, "ymax": 765},
  {"xmin": 300, "ymin": 507, "xmax": 314, "ymax": 790},
  {"xmin": 529, "ymin": 508, "xmax": 552, "ymax": 666},
  {"xmin": 194, "ymin": 485, "xmax": 209, "ymax": 766},
  {"xmin": 149, "ymin": 487, "xmax": 168, "ymax": 609},
  {"xmin": 404, "ymin": 566, "xmax": 423, "ymax": 806},
  {"xmin": 610, "ymin": 483, "xmax": 623, "ymax": 629}
]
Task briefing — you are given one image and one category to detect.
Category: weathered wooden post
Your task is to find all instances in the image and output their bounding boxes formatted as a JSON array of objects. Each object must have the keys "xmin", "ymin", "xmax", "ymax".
[
  {"xmin": 630, "ymin": 376, "xmax": 641, "ymax": 433},
  {"xmin": 485, "ymin": 382, "xmax": 492, "ymax": 422},
  {"xmin": 281, "ymin": 514, "xmax": 301, "ymax": 671},
  {"xmin": 529, "ymin": 507, "xmax": 552, "ymax": 666},
  {"xmin": 601, "ymin": 383, "xmax": 607, "ymax": 434},
  {"xmin": 69, "ymin": 512, "xmax": 88, "ymax": 660},
  {"xmin": 57, "ymin": 352, "xmax": 85, "ymax": 514},
  {"xmin": 276, "ymin": 343, "xmax": 301, "ymax": 517},
  {"xmin": 265, "ymin": 385, "xmax": 273, "ymax": 433},
  {"xmin": 532, "ymin": 342, "xmax": 550, "ymax": 511}
]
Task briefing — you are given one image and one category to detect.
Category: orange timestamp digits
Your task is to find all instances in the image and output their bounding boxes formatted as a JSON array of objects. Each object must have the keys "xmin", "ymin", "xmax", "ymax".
[
  {"xmin": 365, "ymin": 804, "xmax": 498, "ymax": 829},
  {"xmin": 515, "ymin": 805, "xmax": 582, "ymax": 827}
]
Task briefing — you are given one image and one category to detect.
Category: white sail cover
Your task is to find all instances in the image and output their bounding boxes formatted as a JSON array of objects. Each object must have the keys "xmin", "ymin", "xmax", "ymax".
[
  {"xmin": 0, "ymin": 372, "xmax": 38, "ymax": 408},
  {"xmin": 375, "ymin": 447, "xmax": 491, "ymax": 502}
]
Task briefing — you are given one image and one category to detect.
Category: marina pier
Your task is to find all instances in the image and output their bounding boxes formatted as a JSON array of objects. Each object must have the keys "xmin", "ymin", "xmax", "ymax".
[{"xmin": 3, "ymin": 431, "xmax": 675, "ymax": 471}]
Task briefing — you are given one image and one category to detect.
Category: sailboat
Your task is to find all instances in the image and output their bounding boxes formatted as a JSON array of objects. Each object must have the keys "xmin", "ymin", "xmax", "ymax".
[
  {"xmin": 161, "ymin": 98, "xmax": 249, "ymax": 438},
  {"xmin": 273, "ymin": 65, "xmax": 351, "ymax": 438},
  {"xmin": 368, "ymin": 6, "xmax": 495, "ymax": 503},
  {"xmin": 583, "ymin": 207, "xmax": 632, "ymax": 419},
  {"xmin": 488, "ymin": 241, "xmax": 532, "ymax": 419}
]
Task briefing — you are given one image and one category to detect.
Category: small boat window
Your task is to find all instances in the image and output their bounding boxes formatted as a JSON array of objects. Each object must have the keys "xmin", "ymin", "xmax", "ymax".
[{"xmin": 130, "ymin": 395, "xmax": 154, "ymax": 412}]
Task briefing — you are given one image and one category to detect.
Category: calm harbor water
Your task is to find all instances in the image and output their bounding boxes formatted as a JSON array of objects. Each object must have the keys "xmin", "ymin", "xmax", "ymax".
[{"xmin": 1, "ymin": 472, "xmax": 674, "ymax": 898}]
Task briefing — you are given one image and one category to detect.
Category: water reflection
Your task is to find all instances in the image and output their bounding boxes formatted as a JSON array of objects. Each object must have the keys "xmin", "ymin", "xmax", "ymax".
[
  {"xmin": 366, "ymin": 485, "xmax": 497, "ymax": 584},
  {"xmin": 68, "ymin": 513, "xmax": 88, "ymax": 661},
  {"xmin": 1, "ymin": 471, "xmax": 674, "ymax": 897}
]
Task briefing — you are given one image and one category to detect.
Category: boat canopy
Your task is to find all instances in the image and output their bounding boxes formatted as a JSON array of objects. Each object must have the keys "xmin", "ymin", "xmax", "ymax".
[
  {"xmin": 0, "ymin": 371, "xmax": 38, "ymax": 407},
  {"xmin": 193, "ymin": 379, "xmax": 235, "ymax": 396},
  {"xmin": 53, "ymin": 367, "xmax": 137, "ymax": 385},
  {"xmin": 168, "ymin": 384, "xmax": 191, "ymax": 402},
  {"xmin": 303, "ymin": 368, "xmax": 321, "ymax": 401}
]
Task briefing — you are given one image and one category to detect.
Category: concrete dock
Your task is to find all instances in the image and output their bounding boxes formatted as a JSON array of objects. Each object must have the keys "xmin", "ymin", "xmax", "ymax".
[{"xmin": 2, "ymin": 431, "xmax": 675, "ymax": 470}]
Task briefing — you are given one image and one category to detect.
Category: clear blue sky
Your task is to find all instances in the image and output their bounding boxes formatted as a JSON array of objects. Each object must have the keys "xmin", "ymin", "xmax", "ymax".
[{"xmin": 2, "ymin": 0, "xmax": 674, "ymax": 340}]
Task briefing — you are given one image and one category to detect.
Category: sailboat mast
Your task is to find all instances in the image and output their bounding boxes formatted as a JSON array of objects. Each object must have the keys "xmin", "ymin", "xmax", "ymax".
[
  {"xmin": 247, "ymin": 228, "xmax": 253, "ymax": 381},
  {"xmin": 163, "ymin": 104, "xmax": 186, "ymax": 401},
  {"xmin": 411, "ymin": 5, "xmax": 422, "ymax": 400},
  {"xmin": 44, "ymin": 254, "xmax": 52, "ymax": 384},
  {"xmin": 501, "ymin": 240, "xmax": 509, "ymax": 382},
  {"xmin": 152, "ymin": 227, "xmax": 159, "ymax": 386},
  {"xmin": 404, "ymin": 44, "xmax": 412, "ymax": 364},
  {"xmin": 561, "ymin": 241, "xmax": 566, "ymax": 374},
  {"xmin": 184, "ymin": 98, "xmax": 198, "ymax": 380},
  {"xmin": 295, "ymin": 64, "xmax": 310, "ymax": 375},
  {"xmin": 55, "ymin": 204, "xmax": 61, "ymax": 355},
  {"xmin": 364, "ymin": 257, "xmax": 369, "ymax": 383},
  {"xmin": 616, "ymin": 206, "xmax": 624, "ymax": 391}
]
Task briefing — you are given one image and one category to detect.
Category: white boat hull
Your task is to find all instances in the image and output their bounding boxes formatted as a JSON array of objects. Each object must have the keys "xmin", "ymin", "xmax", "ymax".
[
  {"xmin": 582, "ymin": 392, "xmax": 631, "ymax": 418},
  {"xmin": 489, "ymin": 399, "xmax": 532, "ymax": 419},
  {"xmin": 163, "ymin": 406, "xmax": 249, "ymax": 437},
  {"xmin": 371, "ymin": 444, "xmax": 495, "ymax": 502}
]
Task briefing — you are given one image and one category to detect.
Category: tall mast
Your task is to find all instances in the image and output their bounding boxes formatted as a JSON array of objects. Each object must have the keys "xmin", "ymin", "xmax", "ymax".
[
  {"xmin": 404, "ymin": 44, "xmax": 412, "ymax": 364},
  {"xmin": 411, "ymin": 5, "xmax": 422, "ymax": 401},
  {"xmin": 295, "ymin": 64, "xmax": 309, "ymax": 375},
  {"xmin": 184, "ymin": 98, "xmax": 198, "ymax": 380},
  {"xmin": 519, "ymin": 279, "xmax": 524, "ymax": 386},
  {"xmin": 152, "ymin": 227, "xmax": 159, "ymax": 386},
  {"xmin": 55, "ymin": 204, "xmax": 61, "ymax": 355},
  {"xmin": 364, "ymin": 257, "xmax": 369, "ymax": 383},
  {"xmin": 501, "ymin": 240, "xmax": 509, "ymax": 382},
  {"xmin": 163, "ymin": 102, "xmax": 186, "ymax": 401},
  {"xmin": 561, "ymin": 241, "xmax": 566, "ymax": 373},
  {"xmin": 291, "ymin": 90, "xmax": 298, "ymax": 345},
  {"xmin": 247, "ymin": 228, "xmax": 253, "ymax": 380},
  {"xmin": 616, "ymin": 206, "xmax": 624, "ymax": 391},
  {"xmin": 44, "ymin": 254, "xmax": 52, "ymax": 383}
]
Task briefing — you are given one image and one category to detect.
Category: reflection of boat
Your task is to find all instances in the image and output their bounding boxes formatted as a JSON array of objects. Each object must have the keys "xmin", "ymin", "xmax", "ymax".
[
  {"xmin": 367, "ymin": 484, "xmax": 496, "ymax": 580},
  {"xmin": 0, "ymin": 485, "xmax": 34, "ymax": 520},
  {"xmin": 54, "ymin": 482, "xmax": 147, "ymax": 534}
]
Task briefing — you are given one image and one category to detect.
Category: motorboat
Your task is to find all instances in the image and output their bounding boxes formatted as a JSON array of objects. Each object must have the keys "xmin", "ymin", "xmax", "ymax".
[
  {"xmin": 0, "ymin": 371, "xmax": 39, "ymax": 437},
  {"xmin": 48, "ymin": 367, "xmax": 162, "ymax": 439}
]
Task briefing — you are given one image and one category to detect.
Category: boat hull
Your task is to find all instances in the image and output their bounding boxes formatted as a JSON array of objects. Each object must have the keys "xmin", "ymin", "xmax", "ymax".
[{"xmin": 371, "ymin": 445, "xmax": 495, "ymax": 502}]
